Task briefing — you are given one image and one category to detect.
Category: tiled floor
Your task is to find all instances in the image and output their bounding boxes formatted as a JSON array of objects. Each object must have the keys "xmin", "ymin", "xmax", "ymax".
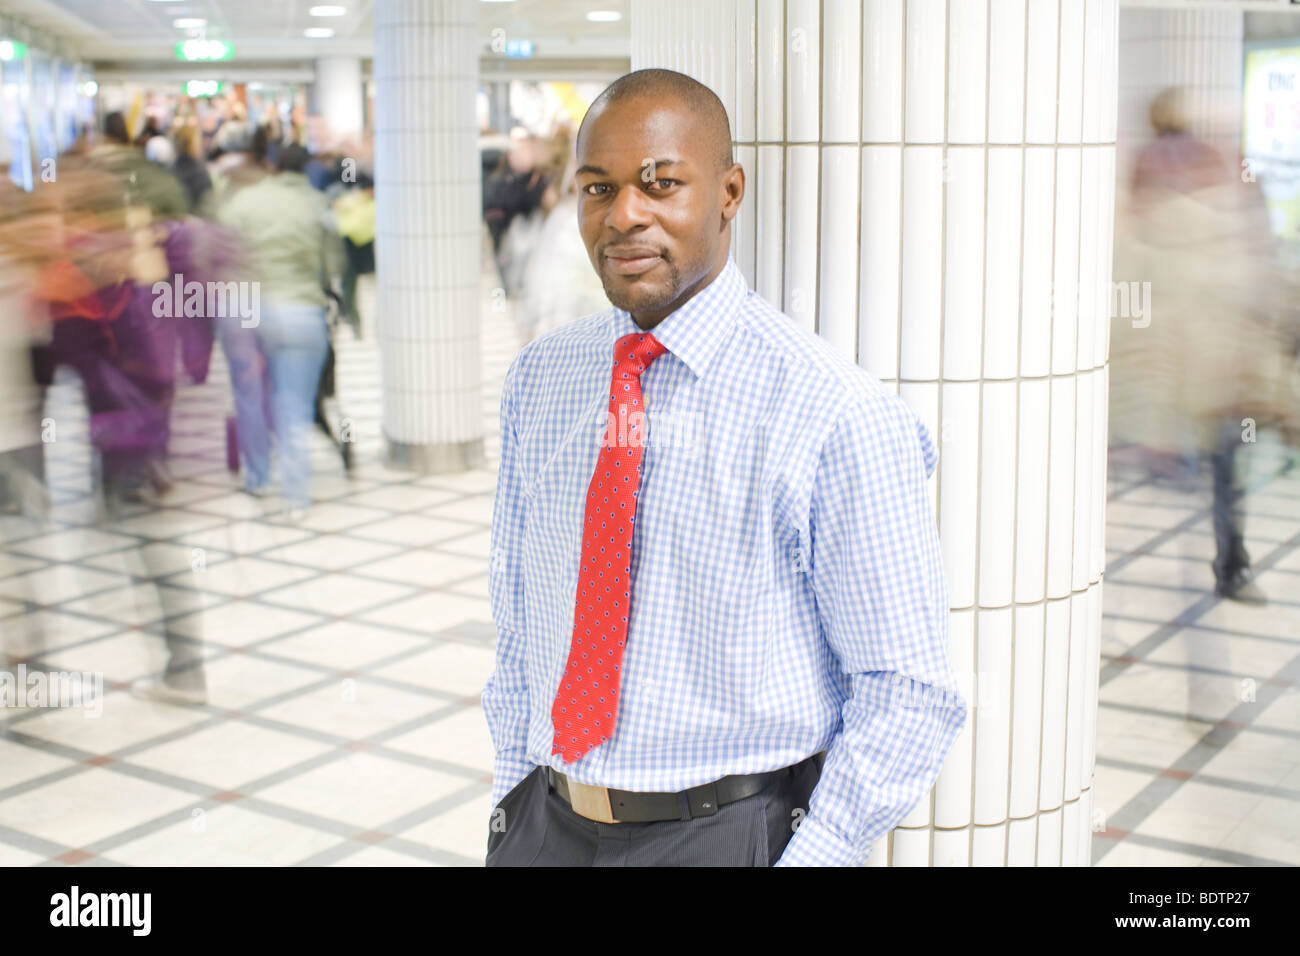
[
  {"xmin": 0, "ymin": 273, "xmax": 512, "ymax": 866},
  {"xmin": 1, "ymin": 267, "xmax": 1297, "ymax": 866},
  {"xmin": 1093, "ymin": 443, "xmax": 1300, "ymax": 867}
]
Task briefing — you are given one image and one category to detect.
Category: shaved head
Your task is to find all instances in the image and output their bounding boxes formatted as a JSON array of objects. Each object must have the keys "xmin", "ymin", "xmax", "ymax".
[{"xmin": 577, "ymin": 68, "xmax": 734, "ymax": 173}]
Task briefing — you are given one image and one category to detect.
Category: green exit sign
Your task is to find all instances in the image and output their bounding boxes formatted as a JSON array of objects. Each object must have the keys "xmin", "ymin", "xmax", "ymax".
[{"xmin": 176, "ymin": 39, "xmax": 233, "ymax": 62}]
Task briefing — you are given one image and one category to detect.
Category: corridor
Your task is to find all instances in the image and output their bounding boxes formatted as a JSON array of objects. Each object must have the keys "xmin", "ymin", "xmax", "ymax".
[{"xmin": 0, "ymin": 270, "xmax": 1296, "ymax": 866}]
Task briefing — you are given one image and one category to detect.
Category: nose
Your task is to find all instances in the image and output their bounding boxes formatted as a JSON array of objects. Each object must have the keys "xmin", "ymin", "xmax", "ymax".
[{"xmin": 605, "ymin": 183, "xmax": 655, "ymax": 234}]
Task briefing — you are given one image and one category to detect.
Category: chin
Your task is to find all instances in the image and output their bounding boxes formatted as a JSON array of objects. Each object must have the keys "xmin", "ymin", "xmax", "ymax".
[
  {"xmin": 600, "ymin": 267, "xmax": 681, "ymax": 318},
  {"xmin": 609, "ymin": 289, "xmax": 674, "ymax": 318}
]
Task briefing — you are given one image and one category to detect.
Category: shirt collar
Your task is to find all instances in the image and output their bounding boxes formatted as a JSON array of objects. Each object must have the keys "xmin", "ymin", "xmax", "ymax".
[{"xmin": 608, "ymin": 255, "xmax": 747, "ymax": 380}]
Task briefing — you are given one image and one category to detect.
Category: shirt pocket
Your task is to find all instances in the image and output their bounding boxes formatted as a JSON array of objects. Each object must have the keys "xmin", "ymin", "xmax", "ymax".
[{"xmin": 520, "ymin": 394, "xmax": 605, "ymax": 530}]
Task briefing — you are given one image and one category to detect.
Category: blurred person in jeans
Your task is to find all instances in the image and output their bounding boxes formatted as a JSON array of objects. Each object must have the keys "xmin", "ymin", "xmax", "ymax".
[
  {"xmin": 1111, "ymin": 88, "xmax": 1298, "ymax": 605},
  {"xmin": 209, "ymin": 126, "xmax": 271, "ymax": 498},
  {"xmin": 218, "ymin": 144, "xmax": 343, "ymax": 516}
]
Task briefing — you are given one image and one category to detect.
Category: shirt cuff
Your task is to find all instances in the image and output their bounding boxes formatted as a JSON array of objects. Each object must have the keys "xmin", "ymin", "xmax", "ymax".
[{"xmin": 773, "ymin": 813, "xmax": 869, "ymax": 867}]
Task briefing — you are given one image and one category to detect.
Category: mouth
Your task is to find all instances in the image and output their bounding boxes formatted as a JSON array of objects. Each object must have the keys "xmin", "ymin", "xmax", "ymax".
[{"xmin": 603, "ymin": 250, "xmax": 663, "ymax": 277}]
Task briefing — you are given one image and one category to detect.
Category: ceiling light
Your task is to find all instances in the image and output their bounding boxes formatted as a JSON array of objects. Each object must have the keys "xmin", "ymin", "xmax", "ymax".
[
  {"xmin": 173, "ymin": 18, "xmax": 206, "ymax": 28},
  {"xmin": 304, "ymin": 27, "xmax": 335, "ymax": 38},
  {"xmin": 587, "ymin": 10, "xmax": 621, "ymax": 21},
  {"xmin": 308, "ymin": 5, "xmax": 346, "ymax": 14}
]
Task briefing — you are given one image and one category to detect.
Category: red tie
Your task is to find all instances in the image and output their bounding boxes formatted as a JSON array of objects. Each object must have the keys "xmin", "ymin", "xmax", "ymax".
[{"xmin": 551, "ymin": 331, "xmax": 668, "ymax": 763}]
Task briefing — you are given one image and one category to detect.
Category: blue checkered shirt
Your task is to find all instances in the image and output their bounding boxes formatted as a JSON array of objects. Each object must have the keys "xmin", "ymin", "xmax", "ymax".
[{"xmin": 483, "ymin": 255, "xmax": 967, "ymax": 866}]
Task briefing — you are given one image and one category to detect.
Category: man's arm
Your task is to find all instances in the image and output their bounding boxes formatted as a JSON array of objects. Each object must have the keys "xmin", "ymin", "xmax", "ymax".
[
  {"xmin": 482, "ymin": 357, "xmax": 535, "ymax": 808},
  {"xmin": 776, "ymin": 392, "xmax": 967, "ymax": 866}
]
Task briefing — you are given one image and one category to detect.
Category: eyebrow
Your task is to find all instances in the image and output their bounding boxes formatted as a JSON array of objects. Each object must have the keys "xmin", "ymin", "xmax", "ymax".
[{"xmin": 575, "ymin": 159, "xmax": 685, "ymax": 178}]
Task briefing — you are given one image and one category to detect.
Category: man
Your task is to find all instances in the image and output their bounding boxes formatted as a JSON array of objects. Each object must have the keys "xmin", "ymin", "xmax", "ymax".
[{"xmin": 483, "ymin": 69, "xmax": 967, "ymax": 867}]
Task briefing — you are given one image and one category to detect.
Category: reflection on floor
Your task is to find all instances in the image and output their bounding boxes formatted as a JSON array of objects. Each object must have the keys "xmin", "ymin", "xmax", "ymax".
[
  {"xmin": 0, "ymin": 275, "xmax": 1296, "ymax": 866},
  {"xmin": 1095, "ymin": 441, "xmax": 1300, "ymax": 867},
  {"xmin": 0, "ymin": 277, "xmax": 508, "ymax": 866}
]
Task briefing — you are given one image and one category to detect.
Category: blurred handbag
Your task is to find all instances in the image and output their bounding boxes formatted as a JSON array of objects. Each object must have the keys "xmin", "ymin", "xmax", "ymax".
[{"xmin": 225, "ymin": 415, "xmax": 239, "ymax": 473}]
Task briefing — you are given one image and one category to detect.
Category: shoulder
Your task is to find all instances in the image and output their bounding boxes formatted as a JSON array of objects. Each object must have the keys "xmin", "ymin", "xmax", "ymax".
[
  {"xmin": 736, "ymin": 291, "xmax": 904, "ymax": 417},
  {"xmin": 738, "ymin": 292, "xmax": 881, "ymax": 401},
  {"xmin": 737, "ymin": 291, "xmax": 936, "ymax": 478},
  {"xmin": 222, "ymin": 178, "xmax": 263, "ymax": 209},
  {"xmin": 501, "ymin": 309, "xmax": 611, "ymax": 399}
]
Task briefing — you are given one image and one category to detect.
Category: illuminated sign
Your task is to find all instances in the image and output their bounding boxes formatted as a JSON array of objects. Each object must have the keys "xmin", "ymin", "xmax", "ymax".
[
  {"xmin": 176, "ymin": 39, "xmax": 233, "ymax": 62},
  {"xmin": 1243, "ymin": 46, "xmax": 1300, "ymax": 239},
  {"xmin": 184, "ymin": 80, "xmax": 223, "ymax": 97}
]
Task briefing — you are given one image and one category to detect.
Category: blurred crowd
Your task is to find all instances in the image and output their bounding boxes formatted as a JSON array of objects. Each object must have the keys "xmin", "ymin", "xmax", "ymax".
[
  {"xmin": 0, "ymin": 104, "xmax": 375, "ymax": 703},
  {"xmin": 1111, "ymin": 87, "xmax": 1300, "ymax": 605},
  {"xmin": 2, "ymin": 82, "xmax": 1295, "ymax": 704},
  {"xmin": 479, "ymin": 123, "xmax": 608, "ymax": 344}
]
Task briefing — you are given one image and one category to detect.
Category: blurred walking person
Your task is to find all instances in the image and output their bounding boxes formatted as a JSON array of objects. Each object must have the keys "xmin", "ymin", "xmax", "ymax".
[
  {"xmin": 1111, "ymin": 88, "xmax": 1298, "ymax": 604},
  {"xmin": 0, "ymin": 160, "xmax": 54, "ymax": 669},
  {"xmin": 218, "ymin": 144, "xmax": 343, "ymax": 516},
  {"xmin": 515, "ymin": 136, "xmax": 609, "ymax": 343},
  {"xmin": 208, "ymin": 127, "xmax": 271, "ymax": 498},
  {"xmin": 170, "ymin": 120, "xmax": 215, "ymax": 218},
  {"xmin": 482, "ymin": 128, "xmax": 549, "ymax": 297}
]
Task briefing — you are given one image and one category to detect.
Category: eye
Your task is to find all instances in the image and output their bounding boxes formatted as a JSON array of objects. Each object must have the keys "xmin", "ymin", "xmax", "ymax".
[
  {"xmin": 582, "ymin": 183, "xmax": 611, "ymax": 196},
  {"xmin": 648, "ymin": 178, "xmax": 677, "ymax": 191}
]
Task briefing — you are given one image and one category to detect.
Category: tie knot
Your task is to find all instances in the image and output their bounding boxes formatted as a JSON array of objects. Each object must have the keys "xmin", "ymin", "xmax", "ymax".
[{"xmin": 613, "ymin": 332, "xmax": 667, "ymax": 377}]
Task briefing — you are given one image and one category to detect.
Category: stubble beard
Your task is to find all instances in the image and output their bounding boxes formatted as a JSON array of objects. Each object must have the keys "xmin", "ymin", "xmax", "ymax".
[{"xmin": 598, "ymin": 255, "xmax": 683, "ymax": 320}]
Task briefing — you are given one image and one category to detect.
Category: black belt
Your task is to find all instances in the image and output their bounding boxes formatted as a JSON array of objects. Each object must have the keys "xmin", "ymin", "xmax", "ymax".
[{"xmin": 546, "ymin": 753, "xmax": 824, "ymax": 824}]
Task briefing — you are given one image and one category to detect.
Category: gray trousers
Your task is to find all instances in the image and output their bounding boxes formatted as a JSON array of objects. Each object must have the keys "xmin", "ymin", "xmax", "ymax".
[{"xmin": 485, "ymin": 757, "xmax": 821, "ymax": 866}]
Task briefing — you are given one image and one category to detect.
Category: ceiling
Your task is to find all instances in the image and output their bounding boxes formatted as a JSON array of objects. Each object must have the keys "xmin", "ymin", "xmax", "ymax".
[{"xmin": 2, "ymin": 0, "xmax": 631, "ymax": 64}]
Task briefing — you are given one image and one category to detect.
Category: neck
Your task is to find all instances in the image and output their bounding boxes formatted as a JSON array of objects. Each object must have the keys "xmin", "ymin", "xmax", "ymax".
[{"xmin": 629, "ymin": 252, "xmax": 729, "ymax": 329}]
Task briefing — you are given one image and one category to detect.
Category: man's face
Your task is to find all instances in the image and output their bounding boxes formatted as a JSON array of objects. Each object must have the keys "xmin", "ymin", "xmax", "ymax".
[{"xmin": 575, "ymin": 96, "xmax": 741, "ymax": 326}]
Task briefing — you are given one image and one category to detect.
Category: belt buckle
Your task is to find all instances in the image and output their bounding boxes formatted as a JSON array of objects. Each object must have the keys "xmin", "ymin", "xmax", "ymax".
[{"xmin": 567, "ymin": 778, "xmax": 619, "ymax": 824}]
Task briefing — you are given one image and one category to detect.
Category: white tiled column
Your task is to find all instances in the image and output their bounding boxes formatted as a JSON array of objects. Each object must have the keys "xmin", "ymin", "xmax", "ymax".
[
  {"xmin": 373, "ymin": 0, "xmax": 483, "ymax": 471},
  {"xmin": 1116, "ymin": 5, "xmax": 1243, "ymax": 197},
  {"xmin": 631, "ymin": 0, "xmax": 1117, "ymax": 866}
]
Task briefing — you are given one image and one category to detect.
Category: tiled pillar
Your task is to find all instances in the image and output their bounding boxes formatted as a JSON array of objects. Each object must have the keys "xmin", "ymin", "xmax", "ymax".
[
  {"xmin": 373, "ymin": 0, "xmax": 483, "ymax": 472},
  {"xmin": 631, "ymin": 0, "xmax": 1117, "ymax": 866},
  {"xmin": 1116, "ymin": 6, "xmax": 1243, "ymax": 196}
]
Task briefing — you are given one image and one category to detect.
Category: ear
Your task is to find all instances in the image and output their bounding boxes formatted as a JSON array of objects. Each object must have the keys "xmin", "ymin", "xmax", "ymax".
[{"xmin": 720, "ymin": 162, "xmax": 745, "ymax": 225}]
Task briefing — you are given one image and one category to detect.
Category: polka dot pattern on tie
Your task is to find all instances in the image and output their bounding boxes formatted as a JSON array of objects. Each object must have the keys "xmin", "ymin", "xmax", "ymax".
[{"xmin": 550, "ymin": 331, "xmax": 668, "ymax": 763}]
